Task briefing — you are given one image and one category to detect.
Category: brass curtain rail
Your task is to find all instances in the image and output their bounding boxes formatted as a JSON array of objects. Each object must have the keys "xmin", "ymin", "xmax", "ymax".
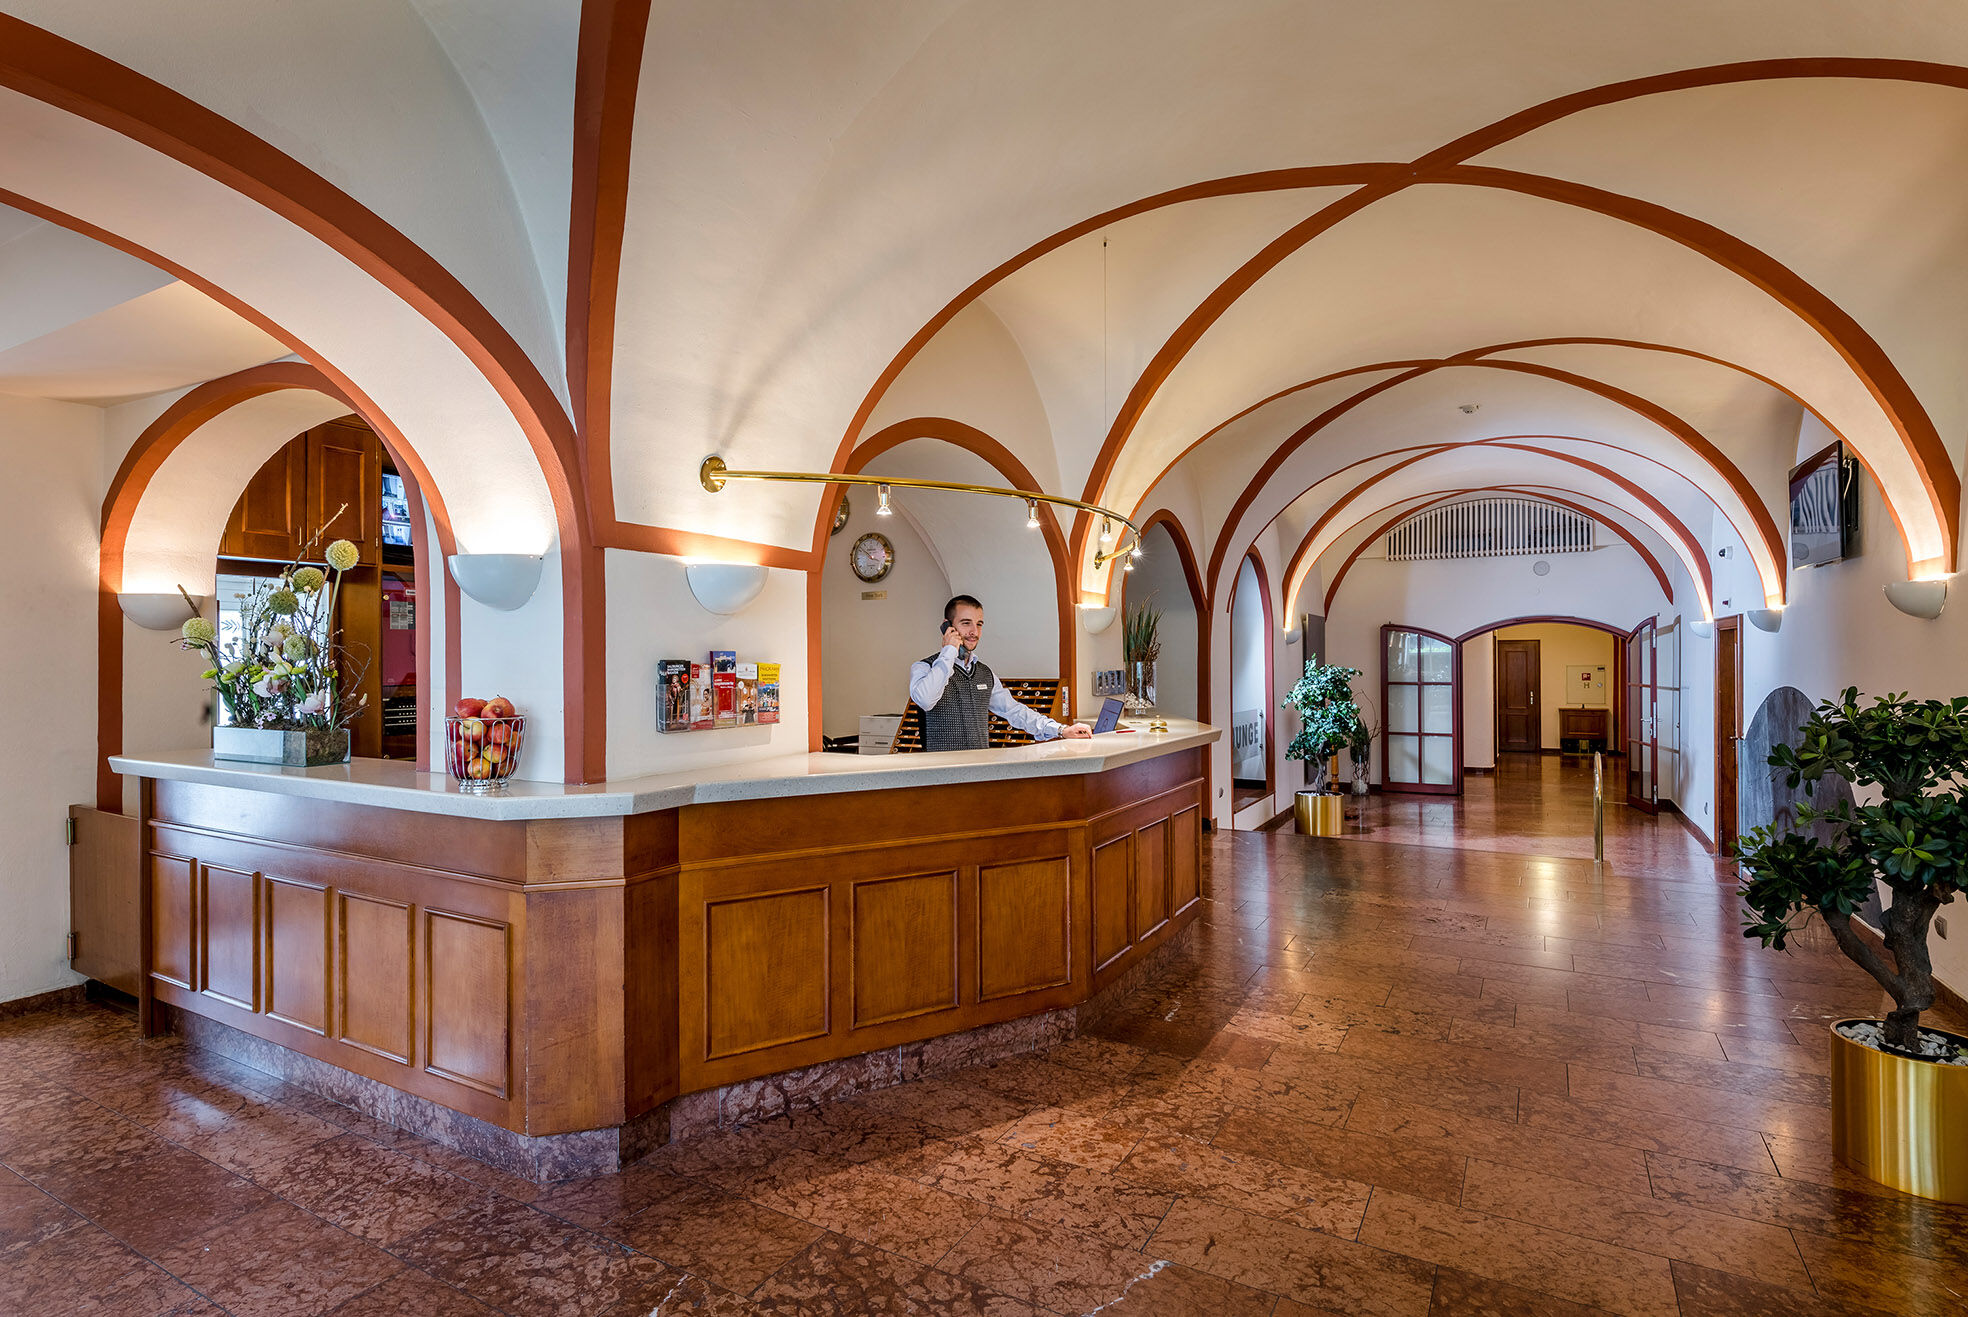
[{"xmin": 699, "ymin": 456, "xmax": 1144, "ymax": 566}]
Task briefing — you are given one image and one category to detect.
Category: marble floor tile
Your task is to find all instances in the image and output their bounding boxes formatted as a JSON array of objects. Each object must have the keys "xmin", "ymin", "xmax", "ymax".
[
  {"xmin": 749, "ymin": 1233, "xmax": 1039, "ymax": 1316},
  {"xmin": 1146, "ymin": 1194, "xmax": 1435, "ymax": 1316},
  {"xmin": 610, "ymin": 1173, "xmax": 823, "ymax": 1294},
  {"xmin": 41, "ymin": 1142, "xmax": 275, "ymax": 1256},
  {"xmin": 151, "ymin": 1198, "xmax": 405, "ymax": 1317},
  {"xmin": 1664, "ymin": 1259, "xmax": 1895, "ymax": 1317},
  {"xmin": 995, "ymin": 1105, "xmax": 1144, "ymax": 1171},
  {"xmin": 1114, "ymin": 1130, "xmax": 1371, "ymax": 1237},
  {"xmin": 937, "ymin": 1212, "xmax": 1172, "ymax": 1314},
  {"xmin": 1344, "ymin": 1094, "xmax": 1651, "ymax": 1196},
  {"xmin": 1214, "ymin": 1108, "xmax": 1466, "ymax": 1204},
  {"xmin": 392, "ymin": 1194, "xmax": 679, "ymax": 1316},
  {"xmin": 1422, "ymin": 1266, "xmax": 1616, "ymax": 1316},
  {"xmin": 322, "ymin": 1267, "xmax": 506, "ymax": 1315}
]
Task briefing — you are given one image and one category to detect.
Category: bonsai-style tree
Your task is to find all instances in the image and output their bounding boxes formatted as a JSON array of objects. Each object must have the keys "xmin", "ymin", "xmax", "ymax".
[
  {"xmin": 1283, "ymin": 655, "xmax": 1363, "ymax": 795},
  {"xmin": 1737, "ymin": 688, "xmax": 1968, "ymax": 1052}
]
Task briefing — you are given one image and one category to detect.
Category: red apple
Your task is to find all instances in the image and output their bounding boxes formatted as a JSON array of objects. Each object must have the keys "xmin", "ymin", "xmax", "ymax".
[
  {"xmin": 483, "ymin": 745, "xmax": 506, "ymax": 766},
  {"xmin": 458, "ymin": 717, "xmax": 486, "ymax": 741},
  {"xmin": 453, "ymin": 697, "xmax": 486, "ymax": 718},
  {"xmin": 467, "ymin": 757, "xmax": 494, "ymax": 780},
  {"xmin": 484, "ymin": 696, "xmax": 516, "ymax": 718},
  {"xmin": 489, "ymin": 722, "xmax": 513, "ymax": 747}
]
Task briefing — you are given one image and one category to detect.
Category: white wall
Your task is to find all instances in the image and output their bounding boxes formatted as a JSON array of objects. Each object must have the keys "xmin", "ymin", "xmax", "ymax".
[
  {"xmin": 3, "ymin": 395, "xmax": 102, "ymax": 1002},
  {"xmin": 1462, "ymin": 635, "xmax": 1495, "ymax": 769},
  {"xmin": 821, "ymin": 493, "xmax": 951, "ymax": 739},
  {"xmin": 1123, "ymin": 521, "xmax": 1199, "ymax": 720},
  {"xmin": 1229, "ymin": 555, "xmax": 1266, "ymax": 775},
  {"xmin": 604, "ymin": 551, "xmax": 808, "ymax": 780}
]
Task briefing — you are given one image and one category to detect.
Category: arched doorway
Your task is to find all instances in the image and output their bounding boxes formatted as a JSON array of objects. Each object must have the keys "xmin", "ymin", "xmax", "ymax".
[
  {"xmin": 1123, "ymin": 513, "xmax": 1203, "ymax": 722},
  {"xmin": 1228, "ymin": 550, "xmax": 1274, "ymax": 824}
]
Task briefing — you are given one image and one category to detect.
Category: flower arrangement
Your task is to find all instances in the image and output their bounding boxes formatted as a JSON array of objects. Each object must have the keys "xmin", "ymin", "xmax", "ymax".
[{"xmin": 175, "ymin": 520, "xmax": 370, "ymax": 734}]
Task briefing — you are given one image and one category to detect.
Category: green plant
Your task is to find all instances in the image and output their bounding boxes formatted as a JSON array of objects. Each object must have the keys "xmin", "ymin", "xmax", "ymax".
[
  {"xmin": 1122, "ymin": 599, "xmax": 1162, "ymax": 665},
  {"xmin": 1283, "ymin": 655, "xmax": 1363, "ymax": 794},
  {"xmin": 1737, "ymin": 688, "xmax": 1968, "ymax": 1052}
]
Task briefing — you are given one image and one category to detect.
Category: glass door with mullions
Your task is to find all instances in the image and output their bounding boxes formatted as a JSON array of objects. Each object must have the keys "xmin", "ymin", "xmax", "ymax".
[
  {"xmin": 1625, "ymin": 616, "xmax": 1659, "ymax": 813},
  {"xmin": 1381, "ymin": 625, "xmax": 1458, "ymax": 794}
]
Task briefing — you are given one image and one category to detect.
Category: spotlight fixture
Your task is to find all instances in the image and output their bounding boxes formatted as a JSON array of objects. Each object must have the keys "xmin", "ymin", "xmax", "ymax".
[
  {"xmin": 1130, "ymin": 544, "xmax": 1143, "ymax": 559},
  {"xmin": 1025, "ymin": 499, "xmax": 1039, "ymax": 529},
  {"xmin": 876, "ymin": 484, "xmax": 892, "ymax": 516},
  {"xmin": 1123, "ymin": 557, "xmax": 1135, "ymax": 572},
  {"xmin": 1100, "ymin": 518, "xmax": 1114, "ymax": 543}
]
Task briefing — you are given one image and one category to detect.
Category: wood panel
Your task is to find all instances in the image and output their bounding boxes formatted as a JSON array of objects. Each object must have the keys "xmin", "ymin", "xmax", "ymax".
[
  {"xmin": 265, "ymin": 876, "xmax": 329, "ymax": 1034},
  {"xmin": 308, "ymin": 421, "xmax": 381, "ymax": 563},
  {"xmin": 1091, "ymin": 835, "xmax": 1132, "ymax": 970},
  {"xmin": 149, "ymin": 852, "xmax": 195, "ymax": 990},
  {"xmin": 200, "ymin": 863, "xmax": 260, "ymax": 1012},
  {"xmin": 1169, "ymin": 805, "xmax": 1200, "ymax": 913},
  {"xmin": 338, "ymin": 893, "xmax": 414, "ymax": 1063},
  {"xmin": 425, "ymin": 910, "xmax": 512, "ymax": 1097},
  {"xmin": 218, "ymin": 439, "xmax": 304, "ymax": 561},
  {"xmin": 704, "ymin": 887, "xmax": 829, "ymax": 1059},
  {"xmin": 1134, "ymin": 818, "xmax": 1168, "ymax": 940},
  {"xmin": 69, "ymin": 806, "xmax": 139, "ymax": 994},
  {"xmin": 851, "ymin": 872, "xmax": 958, "ymax": 1027},
  {"xmin": 977, "ymin": 857, "xmax": 1072, "ymax": 1001}
]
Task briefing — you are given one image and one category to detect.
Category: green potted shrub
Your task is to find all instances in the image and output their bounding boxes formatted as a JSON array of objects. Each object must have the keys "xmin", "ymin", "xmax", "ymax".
[
  {"xmin": 1282, "ymin": 655, "xmax": 1363, "ymax": 836},
  {"xmin": 1736, "ymin": 687, "xmax": 1968, "ymax": 1202}
]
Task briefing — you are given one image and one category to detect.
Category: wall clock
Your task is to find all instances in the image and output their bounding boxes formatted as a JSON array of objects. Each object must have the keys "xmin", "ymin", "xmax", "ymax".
[
  {"xmin": 830, "ymin": 493, "xmax": 851, "ymax": 536},
  {"xmin": 850, "ymin": 531, "xmax": 894, "ymax": 583}
]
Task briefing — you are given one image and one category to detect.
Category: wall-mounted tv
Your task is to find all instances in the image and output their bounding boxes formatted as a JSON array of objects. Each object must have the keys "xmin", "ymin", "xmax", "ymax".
[{"xmin": 1788, "ymin": 441, "xmax": 1856, "ymax": 568}]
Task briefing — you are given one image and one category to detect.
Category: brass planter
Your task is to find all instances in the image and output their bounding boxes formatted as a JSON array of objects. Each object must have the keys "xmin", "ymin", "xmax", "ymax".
[
  {"xmin": 1829, "ymin": 1018, "xmax": 1968, "ymax": 1203},
  {"xmin": 1293, "ymin": 791, "xmax": 1344, "ymax": 837}
]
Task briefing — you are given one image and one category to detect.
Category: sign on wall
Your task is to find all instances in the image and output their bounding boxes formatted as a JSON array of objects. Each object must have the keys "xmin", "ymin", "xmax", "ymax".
[{"xmin": 1565, "ymin": 664, "xmax": 1608, "ymax": 706}]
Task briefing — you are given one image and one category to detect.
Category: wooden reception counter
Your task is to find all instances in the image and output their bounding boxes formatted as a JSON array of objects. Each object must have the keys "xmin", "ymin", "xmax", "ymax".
[{"xmin": 109, "ymin": 724, "xmax": 1215, "ymax": 1178}]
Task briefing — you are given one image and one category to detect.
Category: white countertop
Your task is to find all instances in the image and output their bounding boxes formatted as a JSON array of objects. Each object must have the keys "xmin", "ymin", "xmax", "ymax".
[{"xmin": 111, "ymin": 721, "xmax": 1220, "ymax": 821}]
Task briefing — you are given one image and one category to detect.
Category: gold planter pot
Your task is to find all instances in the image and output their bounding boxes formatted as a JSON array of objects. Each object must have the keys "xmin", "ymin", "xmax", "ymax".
[
  {"xmin": 1293, "ymin": 791, "xmax": 1345, "ymax": 837},
  {"xmin": 1829, "ymin": 1018, "xmax": 1968, "ymax": 1203}
]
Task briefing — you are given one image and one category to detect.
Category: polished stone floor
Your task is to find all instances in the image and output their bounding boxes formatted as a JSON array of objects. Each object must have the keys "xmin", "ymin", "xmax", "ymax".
[{"xmin": 4, "ymin": 758, "xmax": 1965, "ymax": 1315}]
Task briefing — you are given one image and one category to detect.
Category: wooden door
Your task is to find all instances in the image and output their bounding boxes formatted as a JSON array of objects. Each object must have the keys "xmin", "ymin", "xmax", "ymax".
[
  {"xmin": 218, "ymin": 440, "xmax": 305, "ymax": 561},
  {"xmin": 1716, "ymin": 617, "xmax": 1742, "ymax": 854},
  {"xmin": 308, "ymin": 421, "xmax": 381, "ymax": 563},
  {"xmin": 68, "ymin": 806, "xmax": 139, "ymax": 995},
  {"xmin": 1382, "ymin": 625, "xmax": 1459, "ymax": 794},
  {"xmin": 1496, "ymin": 639, "xmax": 1540, "ymax": 752},
  {"xmin": 1624, "ymin": 618, "xmax": 1659, "ymax": 814}
]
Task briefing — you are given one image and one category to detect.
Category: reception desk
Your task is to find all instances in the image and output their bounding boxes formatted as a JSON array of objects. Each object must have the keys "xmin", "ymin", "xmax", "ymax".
[{"xmin": 109, "ymin": 724, "xmax": 1215, "ymax": 1178}]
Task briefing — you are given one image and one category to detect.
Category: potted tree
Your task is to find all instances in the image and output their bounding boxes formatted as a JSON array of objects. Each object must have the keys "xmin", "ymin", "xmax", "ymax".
[
  {"xmin": 1736, "ymin": 687, "xmax": 1968, "ymax": 1203},
  {"xmin": 1283, "ymin": 656, "xmax": 1363, "ymax": 836}
]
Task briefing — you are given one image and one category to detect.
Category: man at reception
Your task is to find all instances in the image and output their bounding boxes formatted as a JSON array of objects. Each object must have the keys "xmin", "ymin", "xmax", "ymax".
[{"xmin": 909, "ymin": 594, "xmax": 1093, "ymax": 750}]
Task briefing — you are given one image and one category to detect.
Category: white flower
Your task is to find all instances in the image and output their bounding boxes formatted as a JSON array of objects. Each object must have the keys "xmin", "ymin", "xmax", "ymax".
[
  {"xmin": 291, "ymin": 566, "xmax": 326, "ymax": 593},
  {"xmin": 324, "ymin": 540, "xmax": 360, "ymax": 572},
  {"xmin": 180, "ymin": 617, "xmax": 217, "ymax": 646},
  {"xmin": 297, "ymin": 690, "xmax": 329, "ymax": 716}
]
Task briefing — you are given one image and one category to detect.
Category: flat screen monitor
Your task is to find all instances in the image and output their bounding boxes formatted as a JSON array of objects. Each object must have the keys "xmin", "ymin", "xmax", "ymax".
[
  {"xmin": 1788, "ymin": 441, "xmax": 1856, "ymax": 568},
  {"xmin": 380, "ymin": 472, "xmax": 413, "ymax": 547}
]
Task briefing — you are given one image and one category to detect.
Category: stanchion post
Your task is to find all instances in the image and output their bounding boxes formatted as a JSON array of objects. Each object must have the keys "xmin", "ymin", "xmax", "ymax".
[{"xmin": 1593, "ymin": 750, "xmax": 1605, "ymax": 865}]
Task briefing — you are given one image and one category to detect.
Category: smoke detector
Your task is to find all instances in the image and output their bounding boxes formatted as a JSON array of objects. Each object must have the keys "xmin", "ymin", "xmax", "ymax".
[{"xmin": 1458, "ymin": 403, "xmax": 1480, "ymax": 414}]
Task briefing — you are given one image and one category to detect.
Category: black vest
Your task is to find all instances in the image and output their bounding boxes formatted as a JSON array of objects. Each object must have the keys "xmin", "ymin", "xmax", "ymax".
[{"xmin": 921, "ymin": 652, "xmax": 995, "ymax": 751}]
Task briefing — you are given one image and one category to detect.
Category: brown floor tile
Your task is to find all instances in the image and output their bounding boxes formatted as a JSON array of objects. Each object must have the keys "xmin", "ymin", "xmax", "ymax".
[
  {"xmin": 1516, "ymin": 1091, "xmax": 1779, "ymax": 1175},
  {"xmin": 611, "ymin": 1173, "xmax": 823, "ymax": 1293},
  {"xmin": 1665, "ymin": 1259, "xmax": 1895, "ymax": 1316},
  {"xmin": 1358, "ymin": 1187, "xmax": 1678, "ymax": 1316},
  {"xmin": 323, "ymin": 1268, "xmax": 504, "ymax": 1316},
  {"xmin": 1345, "ymin": 1095, "xmax": 1649, "ymax": 1196},
  {"xmin": 0, "ymin": 1095, "xmax": 173, "ymax": 1180},
  {"xmin": 1458, "ymin": 1158, "xmax": 1811, "ymax": 1290},
  {"xmin": 1147, "ymin": 1194, "xmax": 1435, "ymax": 1315},
  {"xmin": 1338, "ymin": 1026, "xmax": 1568, "ymax": 1094},
  {"xmin": 847, "ymin": 1077, "xmax": 1033, "ymax": 1139},
  {"xmin": 0, "ymin": 1220, "xmax": 211, "ymax": 1316},
  {"xmin": 1037, "ymin": 1035, "xmax": 1151, "ymax": 1082},
  {"xmin": 534, "ymin": 1161, "xmax": 705, "ymax": 1232},
  {"xmin": 258, "ymin": 1132, "xmax": 496, "ymax": 1245},
  {"xmin": 1294, "ymin": 994, "xmax": 1455, "ymax": 1042},
  {"xmin": 750, "ymin": 1232, "xmax": 1038, "ymax": 1316},
  {"xmin": 924, "ymin": 1138, "xmax": 1173, "ymax": 1248},
  {"xmin": 1793, "ymin": 1229, "xmax": 1968, "ymax": 1314},
  {"xmin": 42, "ymin": 1143, "xmax": 274, "ymax": 1256},
  {"xmin": 1214, "ymin": 1107, "xmax": 1465, "ymax": 1204},
  {"xmin": 1116, "ymin": 1129, "xmax": 1371, "ymax": 1236},
  {"xmin": 996, "ymin": 1106, "xmax": 1143, "ymax": 1170},
  {"xmin": 393, "ymin": 1194, "xmax": 681, "ymax": 1316},
  {"xmin": 938, "ymin": 1212, "xmax": 1173, "ymax": 1314},
  {"xmin": 1425, "ymin": 1265, "xmax": 1614, "ymax": 1316},
  {"xmin": 152, "ymin": 1199, "xmax": 404, "ymax": 1317}
]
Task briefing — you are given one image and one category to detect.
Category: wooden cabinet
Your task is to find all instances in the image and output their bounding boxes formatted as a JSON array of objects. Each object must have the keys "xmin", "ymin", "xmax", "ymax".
[
  {"xmin": 218, "ymin": 440, "xmax": 307, "ymax": 561},
  {"xmin": 308, "ymin": 421, "xmax": 381, "ymax": 564},
  {"xmin": 1559, "ymin": 706, "xmax": 1611, "ymax": 750},
  {"xmin": 218, "ymin": 420, "xmax": 380, "ymax": 565}
]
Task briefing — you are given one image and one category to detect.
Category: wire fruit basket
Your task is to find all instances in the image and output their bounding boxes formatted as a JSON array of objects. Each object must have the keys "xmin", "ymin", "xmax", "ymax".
[{"xmin": 446, "ymin": 715, "xmax": 525, "ymax": 793}]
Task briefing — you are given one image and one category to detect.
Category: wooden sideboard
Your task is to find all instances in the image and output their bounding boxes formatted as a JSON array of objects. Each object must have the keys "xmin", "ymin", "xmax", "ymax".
[
  {"xmin": 132, "ymin": 747, "xmax": 1206, "ymax": 1141},
  {"xmin": 1558, "ymin": 706, "xmax": 1611, "ymax": 750}
]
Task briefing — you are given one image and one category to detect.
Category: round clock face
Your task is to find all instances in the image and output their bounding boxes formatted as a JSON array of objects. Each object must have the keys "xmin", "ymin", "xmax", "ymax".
[
  {"xmin": 830, "ymin": 493, "xmax": 851, "ymax": 536},
  {"xmin": 850, "ymin": 532, "xmax": 894, "ymax": 583}
]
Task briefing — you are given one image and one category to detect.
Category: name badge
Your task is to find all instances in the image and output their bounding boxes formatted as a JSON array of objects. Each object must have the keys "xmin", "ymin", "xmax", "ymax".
[{"xmin": 975, "ymin": 683, "xmax": 988, "ymax": 690}]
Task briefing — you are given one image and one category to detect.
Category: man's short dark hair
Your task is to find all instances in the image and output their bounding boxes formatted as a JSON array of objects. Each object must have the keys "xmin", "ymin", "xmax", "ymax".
[{"xmin": 944, "ymin": 594, "xmax": 984, "ymax": 622}]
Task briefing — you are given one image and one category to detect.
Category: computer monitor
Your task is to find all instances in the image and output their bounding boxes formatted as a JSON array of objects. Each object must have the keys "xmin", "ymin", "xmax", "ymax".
[{"xmin": 1092, "ymin": 697, "xmax": 1125, "ymax": 734}]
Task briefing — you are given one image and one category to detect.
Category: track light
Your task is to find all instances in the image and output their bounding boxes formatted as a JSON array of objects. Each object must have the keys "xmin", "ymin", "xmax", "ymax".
[
  {"xmin": 1100, "ymin": 518, "xmax": 1114, "ymax": 543},
  {"xmin": 876, "ymin": 484, "xmax": 892, "ymax": 516},
  {"xmin": 1123, "ymin": 557, "xmax": 1134, "ymax": 572},
  {"xmin": 1131, "ymin": 544, "xmax": 1143, "ymax": 559},
  {"xmin": 1026, "ymin": 499, "xmax": 1039, "ymax": 529}
]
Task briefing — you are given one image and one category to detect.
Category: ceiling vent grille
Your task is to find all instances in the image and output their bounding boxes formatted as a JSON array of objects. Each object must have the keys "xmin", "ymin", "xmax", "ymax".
[{"xmin": 1386, "ymin": 496, "xmax": 1594, "ymax": 562}]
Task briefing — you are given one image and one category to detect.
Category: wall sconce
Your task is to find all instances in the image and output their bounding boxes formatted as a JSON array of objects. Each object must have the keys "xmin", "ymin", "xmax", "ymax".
[
  {"xmin": 448, "ymin": 554, "xmax": 545, "ymax": 612},
  {"xmin": 1283, "ymin": 627, "xmax": 1304, "ymax": 645},
  {"xmin": 1747, "ymin": 608, "xmax": 1783, "ymax": 633},
  {"xmin": 1687, "ymin": 619, "xmax": 1715, "ymax": 639},
  {"xmin": 1885, "ymin": 578, "xmax": 1948, "ymax": 620},
  {"xmin": 119, "ymin": 592, "xmax": 204, "ymax": 631},
  {"xmin": 1079, "ymin": 605, "xmax": 1116, "ymax": 635},
  {"xmin": 686, "ymin": 561, "xmax": 769, "ymax": 616}
]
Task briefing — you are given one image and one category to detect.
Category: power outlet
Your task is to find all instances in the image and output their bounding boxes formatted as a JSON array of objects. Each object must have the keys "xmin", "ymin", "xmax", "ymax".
[{"xmin": 1938, "ymin": 916, "xmax": 1950, "ymax": 940}]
